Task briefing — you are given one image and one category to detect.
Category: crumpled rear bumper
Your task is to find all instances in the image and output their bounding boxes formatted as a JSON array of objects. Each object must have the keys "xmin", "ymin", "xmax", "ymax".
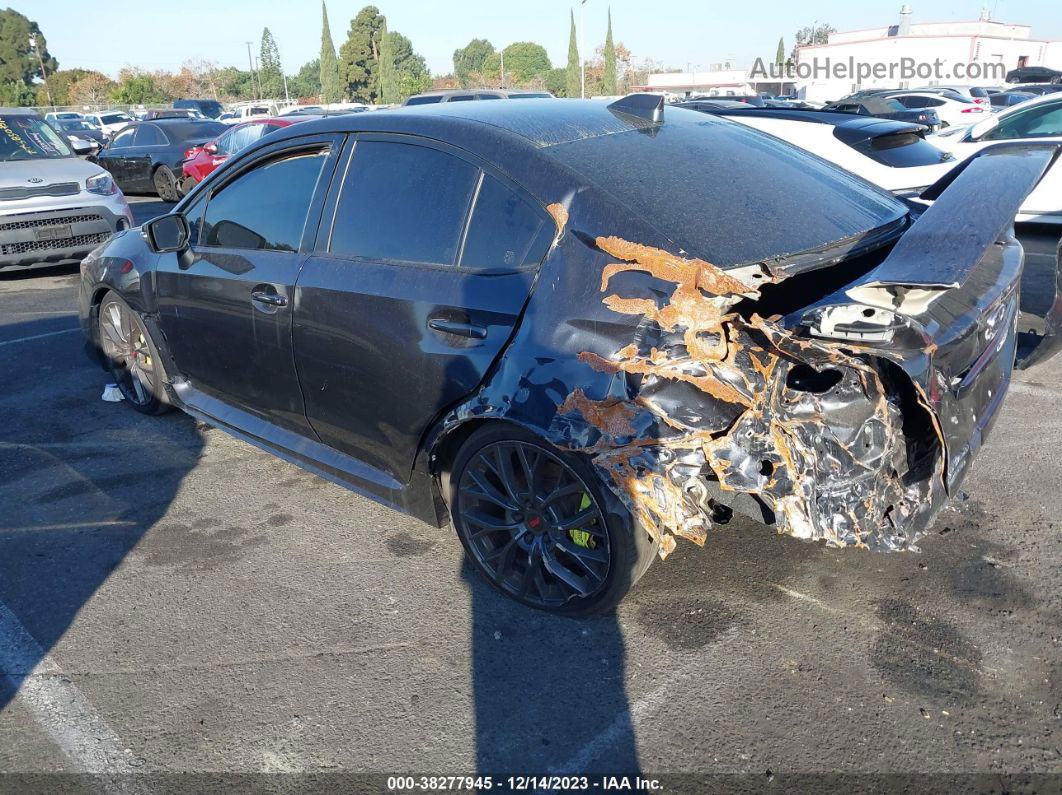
[{"xmin": 549, "ymin": 142, "xmax": 1062, "ymax": 557}]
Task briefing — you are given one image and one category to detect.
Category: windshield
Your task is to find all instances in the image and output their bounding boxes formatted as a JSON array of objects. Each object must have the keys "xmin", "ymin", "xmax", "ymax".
[
  {"xmin": 548, "ymin": 113, "xmax": 906, "ymax": 268},
  {"xmin": 58, "ymin": 120, "xmax": 95, "ymax": 132},
  {"xmin": 100, "ymin": 113, "xmax": 131, "ymax": 125},
  {"xmin": 0, "ymin": 115, "xmax": 73, "ymax": 161}
]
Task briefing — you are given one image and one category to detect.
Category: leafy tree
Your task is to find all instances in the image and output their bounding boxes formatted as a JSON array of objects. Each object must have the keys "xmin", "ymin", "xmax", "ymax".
[
  {"xmin": 378, "ymin": 19, "xmax": 397, "ymax": 104},
  {"xmin": 601, "ymin": 9, "xmax": 617, "ymax": 95},
  {"xmin": 775, "ymin": 37, "xmax": 785, "ymax": 66},
  {"xmin": 545, "ymin": 67, "xmax": 567, "ymax": 97},
  {"xmin": 259, "ymin": 27, "xmax": 284, "ymax": 98},
  {"xmin": 453, "ymin": 38, "xmax": 494, "ymax": 88},
  {"xmin": 390, "ymin": 31, "xmax": 430, "ymax": 100},
  {"xmin": 339, "ymin": 5, "xmax": 384, "ymax": 103},
  {"xmin": 320, "ymin": 2, "xmax": 343, "ymax": 102},
  {"xmin": 111, "ymin": 69, "xmax": 169, "ymax": 105},
  {"xmin": 289, "ymin": 59, "xmax": 321, "ymax": 99},
  {"xmin": 499, "ymin": 42, "xmax": 551, "ymax": 85},
  {"xmin": 33, "ymin": 68, "xmax": 98, "ymax": 105},
  {"xmin": 211, "ymin": 66, "xmax": 258, "ymax": 100},
  {"xmin": 0, "ymin": 9, "xmax": 57, "ymax": 105},
  {"xmin": 566, "ymin": 11, "xmax": 580, "ymax": 99},
  {"xmin": 791, "ymin": 23, "xmax": 835, "ymax": 61}
]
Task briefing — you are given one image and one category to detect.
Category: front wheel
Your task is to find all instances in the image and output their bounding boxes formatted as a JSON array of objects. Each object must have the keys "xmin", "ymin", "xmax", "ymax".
[
  {"xmin": 449, "ymin": 425, "xmax": 657, "ymax": 615},
  {"xmin": 97, "ymin": 293, "xmax": 172, "ymax": 415}
]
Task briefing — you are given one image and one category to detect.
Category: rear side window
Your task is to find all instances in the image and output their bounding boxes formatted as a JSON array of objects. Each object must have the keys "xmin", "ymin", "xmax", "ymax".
[
  {"xmin": 109, "ymin": 128, "xmax": 135, "ymax": 148},
  {"xmin": 460, "ymin": 174, "xmax": 551, "ymax": 269},
  {"xmin": 405, "ymin": 95, "xmax": 442, "ymax": 105},
  {"xmin": 851, "ymin": 130, "xmax": 952, "ymax": 167},
  {"xmin": 330, "ymin": 141, "xmax": 478, "ymax": 265},
  {"xmin": 134, "ymin": 125, "xmax": 165, "ymax": 146},
  {"xmin": 448, "ymin": 95, "xmax": 475, "ymax": 102},
  {"xmin": 201, "ymin": 149, "xmax": 328, "ymax": 252}
]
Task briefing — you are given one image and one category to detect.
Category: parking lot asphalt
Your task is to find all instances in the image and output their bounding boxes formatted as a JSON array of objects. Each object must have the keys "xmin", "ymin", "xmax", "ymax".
[{"xmin": 0, "ymin": 201, "xmax": 1060, "ymax": 786}]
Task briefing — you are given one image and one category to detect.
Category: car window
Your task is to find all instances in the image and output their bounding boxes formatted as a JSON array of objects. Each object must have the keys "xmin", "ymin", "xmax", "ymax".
[
  {"xmin": 404, "ymin": 95, "xmax": 443, "ymax": 105},
  {"xmin": 924, "ymin": 98, "xmax": 944, "ymax": 107},
  {"xmin": 476, "ymin": 94, "xmax": 503, "ymax": 100},
  {"xmin": 330, "ymin": 140, "xmax": 478, "ymax": 266},
  {"xmin": 183, "ymin": 195, "xmax": 207, "ymax": 247},
  {"xmin": 109, "ymin": 128, "xmax": 135, "ymax": 148},
  {"xmin": 460, "ymin": 174, "xmax": 551, "ymax": 269},
  {"xmin": 447, "ymin": 95, "xmax": 475, "ymax": 102},
  {"xmin": 226, "ymin": 124, "xmax": 263, "ymax": 154},
  {"xmin": 898, "ymin": 96, "xmax": 922, "ymax": 108},
  {"xmin": 215, "ymin": 129, "xmax": 237, "ymax": 155},
  {"xmin": 200, "ymin": 148, "xmax": 329, "ymax": 252},
  {"xmin": 988, "ymin": 102, "xmax": 1062, "ymax": 139},
  {"xmin": 133, "ymin": 125, "xmax": 166, "ymax": 146}
]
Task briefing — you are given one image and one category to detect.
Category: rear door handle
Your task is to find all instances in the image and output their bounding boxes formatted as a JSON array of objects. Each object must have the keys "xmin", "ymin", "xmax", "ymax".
[
  {"xmin": 251, "ymin": 290, "xmax": 287, "ymax": 307},
  {"xmin": 428, "ymin": 318, "xmax": 487, "ymax": 339}
]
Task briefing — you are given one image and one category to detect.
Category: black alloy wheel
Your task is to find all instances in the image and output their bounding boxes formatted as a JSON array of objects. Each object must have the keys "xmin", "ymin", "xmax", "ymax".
[
  {"xmin": 153, "ymin": 165, "xmax": 179, "ymax": 202},
  {"xmin": 98, "ymin": 294, "xmax": 170, "ymax": 415},
  {"xmin": 451, "ymin": 426, "xmax": 657, "ymax": 614}
]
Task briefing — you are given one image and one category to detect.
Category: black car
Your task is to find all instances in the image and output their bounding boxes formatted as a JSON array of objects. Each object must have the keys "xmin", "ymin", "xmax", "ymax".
[
  {"xmin": 1006, "ymin": 66, "xmax": 1062, "ymax": 84},
  {"xmin": 990, "ymin": 91, "xmax": 1037, "ymax": 109},
  {"xmin": 826, "ymin": 96, "xmax": 940, "ymax": 130},
  {"xmin": 92, "ymin": 119, "xmax": 226, "ymax": 201},
  {"xmin": 77, "ymin": 97, "xmax": 1060, "ymax": 614},
  {"xmin": 174, "ymin": 98, "xmax": 225, "ymax": 119}
]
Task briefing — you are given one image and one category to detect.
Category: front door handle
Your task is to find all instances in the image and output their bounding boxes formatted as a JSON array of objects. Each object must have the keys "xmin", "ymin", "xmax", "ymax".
[
  {"xmin": 428, "ymin": 318, "xmax": 487, "ymax": 339},
  {"xmin": 251, "ymin": 290, "xmax": 287, "ymax": 307}
]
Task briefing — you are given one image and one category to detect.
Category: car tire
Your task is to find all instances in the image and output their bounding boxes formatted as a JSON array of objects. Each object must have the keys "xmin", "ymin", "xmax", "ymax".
[
  {"xmin": 448, "ymin": 424, "xmax": 658, "ymax": 616},
  {"xmin": 97, "ymin": 292, "xmax": 173, "ymax": 415},
  {"xmin": 153, "ymin": 165, "xmax": 180, "ymax": 202}
]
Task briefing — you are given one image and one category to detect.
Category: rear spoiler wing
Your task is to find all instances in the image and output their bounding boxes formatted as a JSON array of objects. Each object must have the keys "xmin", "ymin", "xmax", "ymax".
[{"xmin": 875, "ymin": 142, "xmax": 1062, "ymax": 289}]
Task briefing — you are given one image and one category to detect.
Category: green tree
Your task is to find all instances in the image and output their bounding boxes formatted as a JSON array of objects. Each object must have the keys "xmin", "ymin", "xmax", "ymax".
[
  {"xmin": 290, "ymin": 59, "xmax": 321, "ymax": 99},
  {"xmin": 545, "ymin": 67, "xmax": 567, "ymax": 97},
  {"xmin": 499, "ymin": 42, "xmax": 551, "ymax": 84},
  {"xmin": 0, "ymin": 9, "xmax": 57, "ymax": 105},
  {"xmin": 259, "ymin": 27, "xmax": 284, "ymax": 98},
  {"xmin": 566, "ymin": 10, "xmax": 580, "ymax": 99},
  {"xmin": 601, "ymin": 8, "xmax": 617, "ymax": 95},
  {"xmin": 791, "ymin": 23, "xmax": 835, "ymax": 61},
  {"xmin": 112, "ymin": 70, "xmax": 169, "ymax": 105},
  {"xmin": 378, "ymin": 19, "xmax": 397, "ymax": 104},
  {"xmin": 320, "ymin": 2, "xmax": 343, "ymax": 102},
  {"xmin": 775, "ymin": 37, "xmax": 785, "ymax": 66},
  {"xmin": 452, "ymin": 38, "xmax": 494, "ymax": 87},
  {"xmin": 390, "ymin": 31, "xmax": 430, "ymax": 100},
  {"xmin": 339, "ymin": 5, "xmax": 384, "ymax": 103},
  {"xmin": 33, "ymin": 68, "xmax": 97, "ymax": 105}
]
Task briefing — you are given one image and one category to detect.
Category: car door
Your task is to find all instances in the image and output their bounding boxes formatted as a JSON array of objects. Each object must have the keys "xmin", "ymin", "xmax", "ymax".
[
  {"xmin": 154, "ymin": 133, "xmax": 343, "ymax": 433},
  {"xmin": 293, "ymin": 136, "xmax": 553, "ymax": 483},
  {"xmin": 96, "ymin": 127, "xmax": 136, "ymax": 188},
  {"xmin": 127, "ymin": 124, "xmax": 167, "ymax": 191}
]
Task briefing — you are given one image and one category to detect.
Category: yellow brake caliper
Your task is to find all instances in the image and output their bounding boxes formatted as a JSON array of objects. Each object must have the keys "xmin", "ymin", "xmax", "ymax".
[{"xmin": 568, "ymin": 492, "xmax": 596, "ymax": 549}]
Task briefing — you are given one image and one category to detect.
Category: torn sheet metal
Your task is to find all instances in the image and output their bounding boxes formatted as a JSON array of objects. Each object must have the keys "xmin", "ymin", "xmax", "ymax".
[{"xmin": 551, "ymin": 235, "xmax": 945, "ymax": 558}]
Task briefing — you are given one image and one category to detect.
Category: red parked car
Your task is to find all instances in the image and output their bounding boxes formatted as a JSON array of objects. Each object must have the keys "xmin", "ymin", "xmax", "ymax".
[{"xmin": 180, "ymin": 116, "xmax": 317, "ymax": 194}]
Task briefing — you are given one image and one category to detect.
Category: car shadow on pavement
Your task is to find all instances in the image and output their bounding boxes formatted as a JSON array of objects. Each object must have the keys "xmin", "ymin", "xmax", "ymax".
[
  {"xmin": 464, "ymin": 559, "xmax": 641, "ymax": 776},
  {"xmin": 0, "ymin": 315, "xmax": 203, "ymax": 711}
]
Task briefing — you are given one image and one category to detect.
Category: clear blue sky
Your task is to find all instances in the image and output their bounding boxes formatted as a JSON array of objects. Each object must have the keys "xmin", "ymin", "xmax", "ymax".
[{"xmin": 20, "ymin": 0, "xmax": 1062, "ymax": 79}]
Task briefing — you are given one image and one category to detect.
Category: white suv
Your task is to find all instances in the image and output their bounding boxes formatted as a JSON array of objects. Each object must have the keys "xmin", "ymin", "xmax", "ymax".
[{"xmin": 0, "ymin": 108, "xmax": 133, "ymax": 273}]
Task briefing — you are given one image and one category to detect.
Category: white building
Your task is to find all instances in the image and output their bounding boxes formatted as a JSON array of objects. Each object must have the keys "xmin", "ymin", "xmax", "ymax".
[
  {"xmin": 639, "ymin": 67, "xmax": 794, "ymax": 100},
  {"xmin": 795, "ymin": 5, "xmax": 1062, "ymax": 103}
]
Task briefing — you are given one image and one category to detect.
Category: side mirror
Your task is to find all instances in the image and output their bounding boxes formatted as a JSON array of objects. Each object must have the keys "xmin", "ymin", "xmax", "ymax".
[
  {"xmin": 143, "ymin": 214, "xmax": 190, "ymax": 253},
  {"xmin": 205, "ymin": 141, "xmax": 219, "ymax": 155}
]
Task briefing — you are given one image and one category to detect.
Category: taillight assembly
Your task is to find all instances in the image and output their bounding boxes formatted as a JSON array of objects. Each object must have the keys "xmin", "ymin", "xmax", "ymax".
[{"xmin": 961, "ymin": 107, "xmax": 983, "ymax": 113}]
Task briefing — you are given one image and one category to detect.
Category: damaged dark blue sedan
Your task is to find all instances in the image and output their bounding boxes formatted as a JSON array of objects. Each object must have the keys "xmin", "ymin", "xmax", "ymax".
[{"xmin": 78, "ymin": 96, "xmax": 1061, "ymax": 615}]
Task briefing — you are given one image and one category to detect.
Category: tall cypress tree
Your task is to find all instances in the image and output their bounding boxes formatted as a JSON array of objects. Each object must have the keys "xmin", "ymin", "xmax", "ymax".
[
  {"xmin": 601, "ymin": 8, "xmax": 617, "ymax": 95},
  {"xmin": 319, "ymin": 2, "xmax": 343, "ymax": 102},
  {"xmin": 775, "ymin": 37, "xmax": 785, "ymax": 66},
  {"xmin": 566, "ymin": 10, "xmax": 580, "ymax": 99},
  {"xmin": 378, "ymin": 18, "xmax": 398, "ymax": 105}
]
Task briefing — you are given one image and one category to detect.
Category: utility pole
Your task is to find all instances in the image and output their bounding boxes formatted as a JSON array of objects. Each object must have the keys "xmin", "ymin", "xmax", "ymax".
[
  {"xmin": 29, "ymin": 34, "xmax": 52, "ymax": 108},
  {"xmin": 254, "ymin": 57, "xmax": 263, "ymax": 99},
  {"xmin": 579, "ymin": 0, "xmax": 589, "ymax": 98},
  {"xmin": 245, "ymin": 41, "xmax": 258, "ymax": 99},
  {"xmin": 500, "ymin": 49, "xmax": 505, "ymax": 87}
]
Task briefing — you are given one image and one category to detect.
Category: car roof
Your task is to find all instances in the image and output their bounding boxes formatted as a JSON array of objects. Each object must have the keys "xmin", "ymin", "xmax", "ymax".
[
  {"xmin": 690, "ymin": 107, "xmax": 918, "ymax": 130},
  {"xmin": 268, "ymin": 98, "xmax": 684, "ymax": 149}
]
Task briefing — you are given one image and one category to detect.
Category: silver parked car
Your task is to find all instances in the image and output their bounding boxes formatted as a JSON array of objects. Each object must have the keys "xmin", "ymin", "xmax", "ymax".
[{"xmin": 0, "ymin": 108, "xmax": 134, "ymax": 272}]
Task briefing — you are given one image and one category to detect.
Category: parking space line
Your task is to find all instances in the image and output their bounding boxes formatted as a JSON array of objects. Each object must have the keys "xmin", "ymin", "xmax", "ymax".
[
  {"xmin": 0, "ymin": 600, "xmax": 132, "ymax": 776},
  {"xmin": 0, "ymin": 328, "xmax": 79, "ymax": 348}
]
